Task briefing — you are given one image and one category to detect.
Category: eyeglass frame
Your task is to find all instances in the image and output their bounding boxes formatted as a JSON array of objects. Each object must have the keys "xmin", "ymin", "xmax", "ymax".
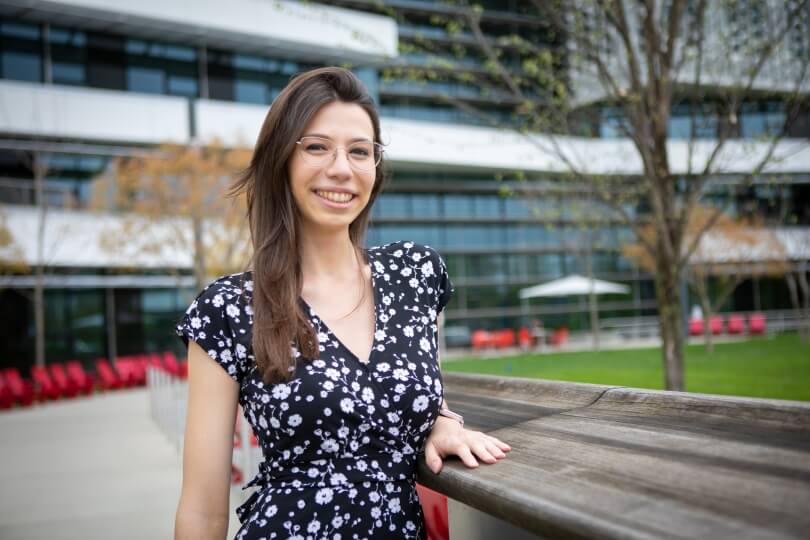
[{"xmin": 294, "ymin": 136, "xmax": 384, "ymax": 172}]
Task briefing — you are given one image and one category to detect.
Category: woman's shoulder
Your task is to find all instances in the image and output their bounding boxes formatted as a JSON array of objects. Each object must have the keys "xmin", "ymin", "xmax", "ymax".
[
  {"xmin": 368, "ymin": 240, "xmax": 443, "ymax": 263},
  {"xmin": 189, "ymin": 271, "xmax": 254, "ymax": 314}
]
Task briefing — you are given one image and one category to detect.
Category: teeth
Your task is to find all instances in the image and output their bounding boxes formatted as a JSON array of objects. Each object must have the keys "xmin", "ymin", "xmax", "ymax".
[{"xmin": 315, "ymin": 190, "xmax": 354, "ymax": 203}]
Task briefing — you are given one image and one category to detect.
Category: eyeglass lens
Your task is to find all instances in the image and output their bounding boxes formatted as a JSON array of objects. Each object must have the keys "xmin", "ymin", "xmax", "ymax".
[{"xmin": 298, "ymin": 137, "xmax": 381, "ymax": 170}]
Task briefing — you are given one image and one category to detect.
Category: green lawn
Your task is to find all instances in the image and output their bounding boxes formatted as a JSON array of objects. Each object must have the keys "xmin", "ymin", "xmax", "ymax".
[{"xmin": 444, "ymin": 333, "xmax": 810, "ymax": 401}]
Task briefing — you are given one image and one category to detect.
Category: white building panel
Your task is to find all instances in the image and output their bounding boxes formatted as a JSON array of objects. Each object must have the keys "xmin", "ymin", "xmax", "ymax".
[
  {"xmin": 195, "ymin": 99, "xmax": 266, "ymax": 148},
  {"xmin": 0, "ymin": 80, "xmax": 189, "ymax": 144},
  {"xmin": 0, "ymin": 0, "xmax": 397, "ymax": 62}
]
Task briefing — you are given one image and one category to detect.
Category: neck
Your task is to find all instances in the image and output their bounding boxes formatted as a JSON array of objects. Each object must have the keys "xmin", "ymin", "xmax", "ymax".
[{"xmin": 298, "ymin": 226, "xmax": 361, "ymax": 285}]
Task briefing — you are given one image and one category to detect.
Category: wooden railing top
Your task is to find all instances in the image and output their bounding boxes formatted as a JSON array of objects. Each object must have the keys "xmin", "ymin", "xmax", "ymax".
[{"xmin": 417, "ymin": 372, "xmax": 810, "ymax": 540}]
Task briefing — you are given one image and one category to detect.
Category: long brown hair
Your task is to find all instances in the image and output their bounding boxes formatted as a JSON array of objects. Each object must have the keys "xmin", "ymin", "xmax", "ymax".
[{"xmin": 231, "ymin": 67, "xmax": 386, "ymax": 384}]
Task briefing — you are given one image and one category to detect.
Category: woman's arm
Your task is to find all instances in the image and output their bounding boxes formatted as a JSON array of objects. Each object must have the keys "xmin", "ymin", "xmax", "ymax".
[
  {"xmin": 175, "ymin": 341, "xmax": 240, "ymax": 540},
  {"xmin": 425, "ymin": 324, "xmax": 510, "ymax": 474}
]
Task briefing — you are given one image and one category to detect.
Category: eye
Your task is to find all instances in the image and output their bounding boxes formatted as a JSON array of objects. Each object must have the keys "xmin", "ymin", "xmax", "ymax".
[
  {"xmin": 349, "ymin": 145, "xmax": 372, "ymax": 157},
  {"xmin": 305, "ymin": 143, "xmax": 330, "ymax": 153}
]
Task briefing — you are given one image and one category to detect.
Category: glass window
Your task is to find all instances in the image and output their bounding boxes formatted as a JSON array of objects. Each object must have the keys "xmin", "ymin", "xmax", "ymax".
[
  {"xmin": 50, "ymin": 26, "xmax": 86, "ymax": 86},
  {"xmin": 473, "ymin": 195, "xmax": 502, "ymax": 218},
  {"xmin": 410, "ymin": 194, "xmax": 441, "ymax": 218},
  {"xmin": 126, "ymin": 37, "xmax": 197, "ymax": 97},
  {"xmin": 0, "ymin": 20, "xmax": 42, "ymax": 82},
  {"xmin": 467, "ymin": 254, "xmax": 505, "ymax": 279},
  {"xmin": 86, "ymin": 32, "xmax": 126, "ymax": 90},
  {"xmin": 504, "ymin": 197, "xmax": 531, "ymax": 218},
  {"xmin": 377, "ymin": 194, "xmax": 411, "ymax": 219},
  {"xmin": 443, "ymin": 194, "xmax": 473, "ymax": 218}
]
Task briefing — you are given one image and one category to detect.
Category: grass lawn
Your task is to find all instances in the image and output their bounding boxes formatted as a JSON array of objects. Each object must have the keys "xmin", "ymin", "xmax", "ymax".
[{"xmin": 443, "ymin": 333, "xmax": 810, "ymax": 402}]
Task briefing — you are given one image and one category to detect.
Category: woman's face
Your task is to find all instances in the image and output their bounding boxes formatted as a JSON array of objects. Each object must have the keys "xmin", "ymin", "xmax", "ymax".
[{"xmin": 289, "ymin": 101, "xmax": 377, "ymax": 235}]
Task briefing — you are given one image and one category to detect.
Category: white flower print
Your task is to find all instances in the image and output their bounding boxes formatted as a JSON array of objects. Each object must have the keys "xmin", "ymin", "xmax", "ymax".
[
  {"xmin": 403, "ymin": 325, "xmax": 414, "ymax": 337},
  {"xmin": 190, "ymin": 316, "xmax": 202, "ymax": 329},
  {"xmin": 340, "ymin": 398, "xmax": 354, "ymax": 413},
  {"xmin": 244, "ymin": 280, "xmax": 253, "ymax": 291},
  {"xmin": 272, "ymin": 384, "xmax": 291, "ymax": 400},
  {"xmin": 413, "ymin": 395, "xmax": 429, "ymax": 412},
  {"xmin": 374, "ymin": 329, "xmax": 386, "ymax": 341},
  {"xmin": 265, "ymin": 504, "xmax": 277, "ymax": 517},
  {"xmin": 369, "ymin": 491, "xmax": 380, "ymax": 502},
  {"xmin": 411, "ymin": 252, "xmax": 422, "ymax": 262},
  {"xmin": 420, "ymin": 338, "xmax": 431, "ymax": 352},
  {"xmin": 409, "ymin": 278, "xmax": 419, "ymax": 289},
  {"xmin": 212, "ymin": 294, "xmax": 224, "ymax": 307},
  {"xmin": 401, "ymin": 266, "xmax": 412, "ymax": 277},
  {"xmin": 332, "ymin": 516, "xmax": 344, "ymax": 528},
  {"xmin": 220, "ymin": 349, "xmax": 232, "ymax": 363},
  {"xmin": 315, "ymin": 488, "xmax": 333, "ymax": 505},
  {"xmin": 421, "ymin": 260, "xmax": 435, "ymax": 277},
  {"xmin": 361, "ymin": 387, "xmax": 374, "ymax": 403},
  {"xmin": 395, "ymin": 383, "xmax": 406, "ymax": 394},
  {"xmin": 321, "ymin": 438, "xmax": 339, "ymax": 453},
  {"xmin": 225, "ymin": 304, "xmax": 240, "ymax": 318},
  {"xmin": 288, "ymin": 414, "xmax": 302, "ymax": 427},
  {"xmin": 393, "ymin": 368, "xmax": 409, "ymax": 381},
  {"xmin": 318, "ymin": 332, "xmax": 329, "ymax": 343},
  {"xmin": 376, "ymin": 362, "xmax": 390, "ymax": 373},
  {"xmin": 388, "ymin": 498, "xmax": 401, "ymax": 513},
  {"xmin": 235, "ymin": 343, "xmax": 246, "ymax": 358},
  {"xmin": 307, "ymin": 520, "xmax": 320, "ymax": 533},
  {"xmin": 325, "ymin": 368, "xmax": 340, "ymax": 380}
]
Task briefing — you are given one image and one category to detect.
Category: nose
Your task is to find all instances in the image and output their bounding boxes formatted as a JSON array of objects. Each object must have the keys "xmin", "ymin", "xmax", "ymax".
[{"xmin": 325, "ymin": 147, "xmax": 353, "ymax": 179}]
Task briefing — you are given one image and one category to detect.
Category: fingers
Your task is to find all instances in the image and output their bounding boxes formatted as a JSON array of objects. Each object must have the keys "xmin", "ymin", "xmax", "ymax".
[
  {"xmin": 456, "ymin": 444, "xmax": 479, "ymax": 468},
  {"xmin": 487, "ymin": 435, "xmax": 512, "ymax": 453},
  {"xmin": 484, "ymin": 440, "xmax": 506, "ymax": 460},
  {"xmin": 424, "ymin": 441, "xmax": 444, "ymax": 475}
]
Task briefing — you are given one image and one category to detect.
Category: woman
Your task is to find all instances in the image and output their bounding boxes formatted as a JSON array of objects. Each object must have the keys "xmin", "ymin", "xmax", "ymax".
[{"xmin": 175, "ymin": 67, "xmax": 510, "ymax": 540}]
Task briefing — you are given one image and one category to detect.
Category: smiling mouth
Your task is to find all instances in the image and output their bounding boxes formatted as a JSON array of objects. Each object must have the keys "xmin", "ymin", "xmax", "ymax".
[{"xmin": 314, "ymin": 189, "xmax": 355, "ymax": 203}]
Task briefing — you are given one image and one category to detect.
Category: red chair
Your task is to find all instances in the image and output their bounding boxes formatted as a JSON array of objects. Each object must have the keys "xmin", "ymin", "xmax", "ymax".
[
  {"xmin": 31, "ymin": 366, "xmax": 61, "ymax": 401},
  {"xmin": 49, "ymin": 363, "xmax": 79, "ymax": 399},
  {"xmin": 748, "ymin": 313, "xmax": 766, "ymax": 335},
  {"xmin": 727, "ymin": 314, "xmax": 745, "ymax": 335},
  {"xmin": 162, "ymin": 351, "xmax": 181, "ymax": 377},
  {"xmin": 470, "ymin": 330, "xmax": 493, "ymax": 350},
  {"xmin": 493, "ymin": 329, "xmax": 515, "ymax": 348},
  {"xmin": 417, "ymin": 484, "xmax": 449, "ymax": 540},
  {"xmin": 0, "ymin": 372, "xmax": 14, "ymax": 409},
  {"xmin": 2, "ymin": 369, "xmax": 34, "ymax": 406},
  {"xmin": 66, "ymin": 361, "xmax": 94, "ymax": 395},
  {"xmin": 95, "ymin": 358, "xmax": 123, "ymax": 391},
  {"xmin": 178, "ymin": 359, "xmax": 189, "ymax": 379},
  {"xmin": 549, "ymin": 327, "xmax": 569, "ymax": 347},
  {"xmin": 688, "ymin": 318, "xmax": 704, "ymax": 336},
  {"xmin": 709, "ymin": 315, "xmax": 724, "ymax": 335},
  {"xmin": 518, "ymin": 327, "xmax": 533, "ymax": 349}
]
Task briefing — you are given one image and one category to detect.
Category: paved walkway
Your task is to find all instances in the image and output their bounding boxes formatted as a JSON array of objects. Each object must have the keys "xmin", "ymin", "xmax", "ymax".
[{"xmin": 0, "ymin": 389, "xmax": 242, "ymax": 539}]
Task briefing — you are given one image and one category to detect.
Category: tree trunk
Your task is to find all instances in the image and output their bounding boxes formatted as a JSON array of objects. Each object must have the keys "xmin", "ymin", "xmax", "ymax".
[
  {"xmin": 192, "ymin": 214, "xmax": 207, "ymax": 293},
  {"xmin": 585, "ymin": 229, "xmax": 600, "ymax": 350},
  {"xmin": 655, "ymin": 259, "xmax": 685, "ymax": 391},
  {"xmin": 33, "ymin": 152, "xmax": 47, "ymax": 368}
]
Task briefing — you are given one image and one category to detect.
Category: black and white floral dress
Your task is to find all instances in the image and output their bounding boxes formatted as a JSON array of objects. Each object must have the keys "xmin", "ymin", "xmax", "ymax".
[{"xmin": 176, "ymin": 241, "xmax": 453, "ymax": 540}]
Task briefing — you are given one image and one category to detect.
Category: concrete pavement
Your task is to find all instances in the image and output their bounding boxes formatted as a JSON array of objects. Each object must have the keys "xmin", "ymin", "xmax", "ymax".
[{"xmin": 0, "ymin": 389, "xmax": 242, "ymax": 539}]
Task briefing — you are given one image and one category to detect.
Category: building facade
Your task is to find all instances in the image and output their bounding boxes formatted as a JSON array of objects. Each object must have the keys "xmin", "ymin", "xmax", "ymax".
[{"xmin": 0, "ymin": 0, "xmax": 808, "ymax": 369}]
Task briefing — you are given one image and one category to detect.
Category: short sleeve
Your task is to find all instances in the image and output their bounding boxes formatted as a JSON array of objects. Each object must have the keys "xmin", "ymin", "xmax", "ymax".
[
  {"xmin": 430, "ymin": 247, "xmax": 454, "ymax": 314},
  {"xmin": 175, "ymin": 276, "xmax": 248, "ymax": 383}
]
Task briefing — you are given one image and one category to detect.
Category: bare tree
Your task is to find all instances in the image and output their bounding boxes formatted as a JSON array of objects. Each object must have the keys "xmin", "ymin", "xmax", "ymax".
[{"xmin": 375, "ymin": 0, "xmax": 809, "ymax": 390}]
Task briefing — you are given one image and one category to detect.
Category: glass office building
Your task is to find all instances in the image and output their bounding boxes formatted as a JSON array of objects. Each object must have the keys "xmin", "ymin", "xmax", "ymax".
[{"xmin": 0, "ymin": 0, "xmax": 807, "ymax": 369}]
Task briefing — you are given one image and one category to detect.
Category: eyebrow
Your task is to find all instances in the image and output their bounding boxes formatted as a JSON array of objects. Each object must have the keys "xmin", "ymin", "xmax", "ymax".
[{"xmin": 302, "ymin": 133, "xmax": 374, "ymax": 143}]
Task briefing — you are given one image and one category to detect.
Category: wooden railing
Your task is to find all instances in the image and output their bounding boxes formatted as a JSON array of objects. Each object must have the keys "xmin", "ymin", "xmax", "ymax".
[{"xmin": 417, "ymin": 372, "xmax": 810, "ymax": 540}]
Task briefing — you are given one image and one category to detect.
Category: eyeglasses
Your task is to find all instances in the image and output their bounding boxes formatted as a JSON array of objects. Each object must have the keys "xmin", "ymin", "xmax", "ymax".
[{"xmin": 295, "ymin": 136, "xmax": 383, "ymax": 172}]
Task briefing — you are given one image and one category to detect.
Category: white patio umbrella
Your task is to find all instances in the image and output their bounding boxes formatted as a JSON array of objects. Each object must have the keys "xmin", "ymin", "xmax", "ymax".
[
  {"xmin": 519, "ymin": 275, "xmax": 630, "ymax": 350},
  {"xmin": 519, "ymin": 274, "xmax": 630, "ymax": 299}
]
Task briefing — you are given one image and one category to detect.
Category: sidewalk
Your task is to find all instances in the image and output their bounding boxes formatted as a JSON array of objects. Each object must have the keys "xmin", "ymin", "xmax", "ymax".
[{"xmin": 0, "ymin": 389, "xmax": 241, "ymax": 539}]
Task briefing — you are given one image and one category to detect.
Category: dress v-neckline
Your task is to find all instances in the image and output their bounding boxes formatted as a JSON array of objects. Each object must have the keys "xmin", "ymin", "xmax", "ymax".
[{"xmin": 300, "ymin": 248, "xmax": 380, "ymax": 366}]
